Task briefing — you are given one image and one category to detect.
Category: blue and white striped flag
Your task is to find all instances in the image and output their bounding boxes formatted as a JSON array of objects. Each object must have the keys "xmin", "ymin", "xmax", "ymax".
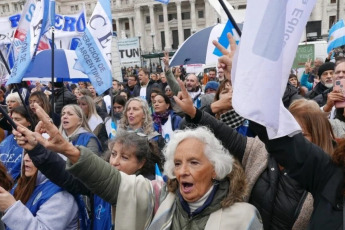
[
  {"xmin": 213, "ymin": 19, "xmax": 240, "ymax": 56},
  {"xmin": 75, "ymin": 0, "xmax": 112, "ymax": 95},
  {"xmin": 155, "ymin": 163, "xmax": 164, "ymax": 182},
  {"xmin": 327, "ymin": 19, "xmax": 345, "ymax": 53},
  {"xmin": 6, "ymin": 0, "xmax": 50, "ymax": 85},
  {"xmin": 155, "ymin": 0, "xmax": 169, "ymax": 4}
]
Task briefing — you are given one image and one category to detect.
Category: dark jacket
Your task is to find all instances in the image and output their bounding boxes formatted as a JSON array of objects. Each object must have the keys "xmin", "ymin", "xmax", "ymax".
[
  {"xmin": 145, "ymin": 80, "xmax": 163, "ymax": 104},
  {"xmin": 312, "ymin": 87, "xmax": 332, "ymax": 107},
  {"xmin": 250, "ymin": 122, "xmax": 343, "ymax": 230},
  {"xmin": 184, "ymin": 109, "xmax": 313, "ymax": 230},
  {"xmin": 124, "ymin": 85, "xmax": 140, "ymax": 98},
  {"xmin": 305, "ymin": 82, "xmax": 329, "ymax": 100},
  {"xmin": 52, "ymin": 87, "xmax": 77, "ymax": 115}
]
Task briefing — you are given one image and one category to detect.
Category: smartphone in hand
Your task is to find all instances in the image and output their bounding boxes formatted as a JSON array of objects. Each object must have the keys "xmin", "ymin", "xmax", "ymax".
[{"xmin": 334, "ymin": 79, "xmax": 345, "ymax": 108}]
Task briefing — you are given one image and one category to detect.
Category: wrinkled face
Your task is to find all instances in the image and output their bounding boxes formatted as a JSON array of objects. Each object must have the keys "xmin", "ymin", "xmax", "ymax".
[
  {"xmin": 208, "ymin": 71, "xmax": 217, "ymax": 81},
  {"xmin": 174, "ymin": 138, "xmax": 216, "ymax": 203},
  {"xmin": 6, "ymin": 99, "xmax": 20, "ymax": 113},
  {"xmin": 185, "ymin": 74, "xmax": 198, "ymax": 91},
  {"xmin": 61, "ymin": 106, "xmax": 81, "ymax": 135},
  {"xmin": 126, "ymin": 100, "xmax": 145, "ymax": 129},
  {"xmin": 24, "ymin": 154, "xmax": 37, "ymax": 177},
  {"xmin": 127, "ymin": 76, "xmax": 137, "ymax": 87},
  {"xmin": 87, "ymin": 86, "xmax": 97, "ymax": 97},
  {"xmin": 109, "ymin": 142, "xmax": 145, "ymax": 175},
  {"xmin": 153, "ymin": 95, "xmax": 170, "ymax": 114},
  {"xmin": 320, "ymin": 70, "xmax": 334, "ymax": 88},
  {"xmin": 289, "ymin": 77, "xmax": 298, "ymax": 87},
  {"xmin": 29, "ymin": 95, "xmax": 43, "ymax": 114},
  {"xmin": 334, "ymin": 62, "xmax": 345, "ymax": 81},
  {"xmin": 12, "ymin": 112, "xmax": 31, "ymax": 128},
  {"xmin": 139, "ymin": 71, "xmax": 149, "ymax": 85},
  {"xmin": 78, "ymin": 100, "xmax": 89, "ymax": 117}
]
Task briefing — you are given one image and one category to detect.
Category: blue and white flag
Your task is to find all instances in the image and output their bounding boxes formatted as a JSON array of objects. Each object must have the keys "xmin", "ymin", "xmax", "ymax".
[
  {"xmin": 109, "ymin": 120, "xmax": 117, "ymax": 139},
  {"xmin": 155, "ymin": 163, "xmax": 164, "ymax": 182},
  {"xmin": 213, "ymin": 19, "xmax": 240, "ymax": 56},
  {"xmin": 231, "ymin": 0, "xmax": 317, "ymax": 139},
  {"xmin": 7, "ymin": 0, "xmax": 50, "ymax": 85},
  {"xmin": 75, "ymin": 0, "xmax": 112, "ymax": 95},
  {"xmin": 155, "ymin": 0, "xmax": 169, "ymax": 4},
  {"xmin": 327, "ymin": 19, "xmax": 345, "ymax": 53}
]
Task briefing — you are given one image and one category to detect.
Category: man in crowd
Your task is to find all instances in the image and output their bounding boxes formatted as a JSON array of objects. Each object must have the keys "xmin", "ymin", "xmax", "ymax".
[
  {"xmin": 208, "ymin": 68, "xmax": 218, "ymax": 82},
  {"xmin": 138, "ymin": 68, "xmax": 162, "ymax": 104},
  {"xmin": 87, "ymin": 85, "xmax": 107, "ymax": 114},
  {"xmin": 124, "ymin": 75, "xmax": 140, "ymax": 98}
]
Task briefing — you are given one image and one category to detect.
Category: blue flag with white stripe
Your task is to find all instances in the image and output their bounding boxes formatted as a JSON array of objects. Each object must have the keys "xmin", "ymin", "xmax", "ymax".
[
  {"xmin": 75, "ymin": 0, "xmax": 112, "ymax": 95},
  {"xmin": 327, "ymin": 19, "xmax": 345, "ymax": 53},
  {"xmin": 6, "ymin": 0, "xmax": 50, "ymax": 85},
  {"xmin": 213, "ymin": 19, "xmax": 240, "ymax": 57},
  {"xmin": 155, "ymin": 0, "xmax": 169, "ymax": 4}
]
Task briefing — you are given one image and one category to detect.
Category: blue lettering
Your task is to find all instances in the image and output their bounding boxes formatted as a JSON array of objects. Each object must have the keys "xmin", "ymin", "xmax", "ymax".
[
  {"xmin": 55, "ymin": 14, "xmax": 63, "ymax": 30},
  {"xmin": 76, "ymin": 12, "xmax": 86, "ymax": 32},
  {"xmin": 25, "ymin": 4, "xmax": 36, "ymax": 22},
  {"xmin": 9, "ymin": 14, "xmax": 21, "ymax": 28},
  {"xmin": 63, "ymin": 16, "xmax": 76, "ymax": 32}
]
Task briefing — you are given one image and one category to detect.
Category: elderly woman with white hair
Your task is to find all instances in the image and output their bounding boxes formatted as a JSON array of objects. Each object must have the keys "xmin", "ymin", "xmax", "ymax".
[
  {"xmin": 13, "ymin": 104, "xmax": 262, "ymax": 230},
  {"xmin": 0, "ymin": 92, "xmax": 23, "ymax": 132}
]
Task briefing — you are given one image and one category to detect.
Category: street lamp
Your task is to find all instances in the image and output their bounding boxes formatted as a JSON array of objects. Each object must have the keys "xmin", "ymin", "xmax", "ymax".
[
  {"xmin": 137, "ymin": 32, "xmax": 142, "ymax": 67},
  {"xmin": 151, "ymin": 33, "xmax": 155, "ymax": 53}
]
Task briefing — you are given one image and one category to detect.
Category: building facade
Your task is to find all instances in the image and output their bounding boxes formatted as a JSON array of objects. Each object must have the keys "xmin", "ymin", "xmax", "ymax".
[{"xmin": 1, "ymin": 0, "xmax": 345, "ymax": 59}]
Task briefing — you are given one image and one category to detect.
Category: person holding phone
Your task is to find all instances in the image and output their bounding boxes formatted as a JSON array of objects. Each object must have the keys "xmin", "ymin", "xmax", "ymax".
[{"xmin": 0, "ymin": 106, "xmax": 34, "ymax": 181}]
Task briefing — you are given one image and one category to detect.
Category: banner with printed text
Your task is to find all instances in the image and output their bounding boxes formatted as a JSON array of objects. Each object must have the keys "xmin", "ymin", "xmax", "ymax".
[{"xmin": 117, "ymin": 37, "xmax": 141, "ymax": 67}]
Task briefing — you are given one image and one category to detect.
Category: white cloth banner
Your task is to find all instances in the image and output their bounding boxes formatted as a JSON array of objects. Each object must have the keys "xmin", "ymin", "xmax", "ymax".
[
  {"xmin": 118, "ymin": 37, "xmax": 141, "ymax": 67},
  {"xmin": 232, "ymin": 0, "xmax": 317, "ymax": 139}
]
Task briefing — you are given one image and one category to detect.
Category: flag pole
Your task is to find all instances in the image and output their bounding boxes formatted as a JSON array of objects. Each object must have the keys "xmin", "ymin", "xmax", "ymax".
[
  {"xmin": 218, "ymin": 0, "xmax": 242, "ymax": 37},
  {"xmin": 0, "ymin": 50, "xmax": 35, "ymax": 129},
  {"xmin": 50, "ymin": 0, "xmax": 56, "ymax": 116}
]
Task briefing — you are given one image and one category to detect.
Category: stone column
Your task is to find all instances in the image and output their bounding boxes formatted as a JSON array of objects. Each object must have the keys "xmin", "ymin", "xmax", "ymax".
[
  {"xmin": 129, "ymin": 17, "xmax": 134, "ymax": 38},
  {"xmin": 134, "ymin": 5, "xmax": 145, "ymax": 51},
  {"xmin": 149, "ymin": 4, "xmax": 157, "ymax": 50},
  {"xmin": 176, "ymin": 0, "xmax": 183, "ymax": 46},
  {"xmin": 190, "ymin": 0, "xmax": 197, "ymax": 32},
  {"xmin": 163, "ymin": 4, "xmax": 171, "ymax": 50},
  {"xmin": 204, "ymin": 0, "xmax": 210, "ymax": 27},
  {"xmin": 321, "ymin": 0, "xmax": 328, "ymax": 37},
  {"xmin": 116, "ymin": 0, "xmax": 121, "ymax": 7},
  {"xmin": 115, "ymin": 18, "xmax": 120, "ymax": 35}
]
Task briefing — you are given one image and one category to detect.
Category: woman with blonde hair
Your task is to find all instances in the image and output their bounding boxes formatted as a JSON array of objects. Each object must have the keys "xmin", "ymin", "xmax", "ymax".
[
  {"xmin": 78, "ymin": 95, "xmax": 108, "ymax": 151},
  {"xmin": 59, "ymin": 104, "xmax": 102, "ymax": 155},
  {"xmin": 119, "ymin": 97, "xmax": 165, "ymax": 149}
]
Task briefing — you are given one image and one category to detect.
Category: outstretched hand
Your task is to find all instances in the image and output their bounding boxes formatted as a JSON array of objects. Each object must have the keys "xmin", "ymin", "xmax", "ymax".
[
  {"xmin": 163, "ymin": 51, "xmax": 170, "ymax": 72},
  {"xmin": 212, "ymin": 33, "xmax": 237, "ymax": 81},
  {"xmin": 173, "ymin": 79, "xmax": 196, "ymax": 118},
  {"xmin": 13, "ymin": 124, "xmax": 38, "ymax": 150}
]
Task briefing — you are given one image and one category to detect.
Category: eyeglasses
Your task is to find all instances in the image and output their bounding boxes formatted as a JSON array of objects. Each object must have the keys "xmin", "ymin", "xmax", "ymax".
[{"xmin": 165, "ymin": 89, "xmax": 171, "ymax": 92}]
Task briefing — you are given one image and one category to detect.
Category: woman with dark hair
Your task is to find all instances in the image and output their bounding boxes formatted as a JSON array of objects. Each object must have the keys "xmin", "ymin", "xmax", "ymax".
[
  {"xmin": 0, "ymin": 152, "xmax": 79, "ymax": 230},
  {"xmin": 152, "ymin": 93, "xmax": 181, "ymax": 141},
  {"xmin": 29, "ymin": 91, "xmax": 60, "ymax": 127},
  {"xmin": 0, "ymin": 106, "xmax": 34, "ymax": 182},
  {"xmin": 105, "ymin": 95, "xmax": 127, "ymax": 137}
]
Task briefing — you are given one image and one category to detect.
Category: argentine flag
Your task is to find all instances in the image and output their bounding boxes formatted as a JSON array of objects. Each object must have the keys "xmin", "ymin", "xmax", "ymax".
[
  {"xmin": 155, "ymin": 163, "xmax": 164, "ymax": 182},
  {"xmin": 75, "ymin": 0, "xmax": 112, "ymax": 95},
  {"xmin": 327, "ymin": 19, "xmax": 345, "ymax": 53}
]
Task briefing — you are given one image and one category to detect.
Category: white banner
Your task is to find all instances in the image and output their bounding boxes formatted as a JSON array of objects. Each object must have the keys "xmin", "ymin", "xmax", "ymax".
[
  {"xmin": 117, "ymin": 37, "xmax": 141, "ymax": 67},
  {"xmin": 232, "ymin": 0, "xmax": 317, "ymax": 139}
]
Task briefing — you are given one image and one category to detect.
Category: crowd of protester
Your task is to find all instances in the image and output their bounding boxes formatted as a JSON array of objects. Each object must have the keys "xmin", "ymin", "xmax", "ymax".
[{"xmin": 1, "ymin": 36, "xmax": 345, "ymax": 229}]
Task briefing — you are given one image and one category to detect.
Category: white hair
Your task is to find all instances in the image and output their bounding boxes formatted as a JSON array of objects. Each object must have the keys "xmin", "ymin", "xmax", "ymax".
[
  {"xmin": 163, "ymin": 126, "xmax": 233, "ymax": 180},
  {"xmin": 6, "ymin": 92, "xmax": 22, "ymax": 105}
]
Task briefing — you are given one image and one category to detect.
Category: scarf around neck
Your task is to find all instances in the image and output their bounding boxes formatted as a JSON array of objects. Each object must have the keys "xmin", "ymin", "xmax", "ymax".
[{"xmin": 152, "ymin": 110, "xmax": 171, "ymax": 133}]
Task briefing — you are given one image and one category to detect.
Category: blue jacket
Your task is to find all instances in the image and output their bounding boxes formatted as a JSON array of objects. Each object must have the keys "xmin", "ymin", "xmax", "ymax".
[{"xmin": 0, "ymin": 135, "xmax": 23, "ymax": 181}]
